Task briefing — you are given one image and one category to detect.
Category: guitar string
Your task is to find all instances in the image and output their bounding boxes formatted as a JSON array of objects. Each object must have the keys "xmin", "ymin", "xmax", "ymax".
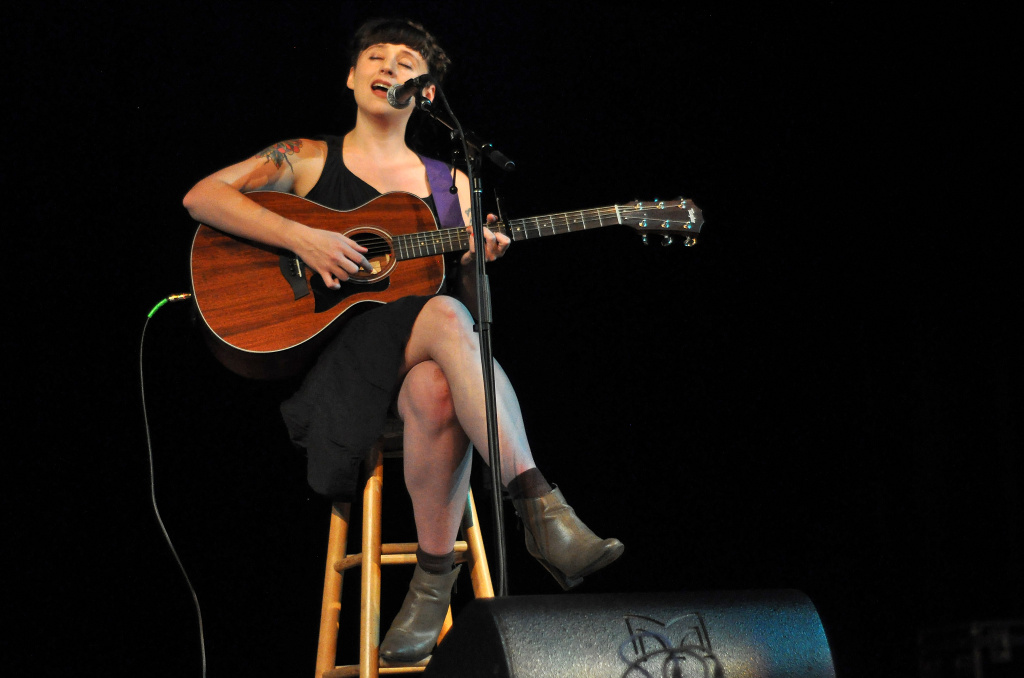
[
  {"xmin": 352, "ymin": 205, "xmax": 685, "ymax": 259},
  {"xmin": 379, "ymin": 208, "xmax": 622, "ymax": 254}
]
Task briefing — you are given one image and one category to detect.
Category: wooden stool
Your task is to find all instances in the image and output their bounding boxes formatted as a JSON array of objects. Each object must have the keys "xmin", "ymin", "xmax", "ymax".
[{"xmin": 315, "ymin": 432, "xmax": 494, "ymax": 677}]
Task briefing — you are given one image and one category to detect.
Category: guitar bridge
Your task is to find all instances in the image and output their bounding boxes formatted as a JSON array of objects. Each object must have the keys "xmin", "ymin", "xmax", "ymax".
[{"xmin": 278, "ymin": 255, "xmax": 310, "ymax": 300}]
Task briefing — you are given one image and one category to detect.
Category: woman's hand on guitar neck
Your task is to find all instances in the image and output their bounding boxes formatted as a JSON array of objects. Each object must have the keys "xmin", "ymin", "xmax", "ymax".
[
  {"xmin": 289, "ymin": 223, "xmax": 373, "ymax": 290},
  {"xmin": 460, "ymin": 214, "xmax": 510, "ymax": 266}
]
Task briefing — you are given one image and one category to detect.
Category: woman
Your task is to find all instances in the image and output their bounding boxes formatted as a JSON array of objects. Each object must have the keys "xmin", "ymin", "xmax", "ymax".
[{"xmin": 183, "ymin": 17, "xmax": 622, "ymax": 663}]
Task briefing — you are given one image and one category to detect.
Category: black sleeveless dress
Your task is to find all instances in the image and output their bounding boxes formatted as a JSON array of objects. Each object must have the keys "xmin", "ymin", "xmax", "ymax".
[{"xmin": 280, "ymin": 135, "xmax": 460, "ymax": 501}]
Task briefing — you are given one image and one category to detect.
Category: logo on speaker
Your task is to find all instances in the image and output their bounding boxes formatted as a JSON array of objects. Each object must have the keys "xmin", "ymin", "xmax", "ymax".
[{"xmin": 618, "ymin": 611, "xmax": 724, "ymax": 677}]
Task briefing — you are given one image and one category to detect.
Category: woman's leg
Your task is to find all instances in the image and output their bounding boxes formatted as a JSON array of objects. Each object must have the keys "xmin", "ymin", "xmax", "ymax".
[
  {"xmin": 382, "ymin": 296, "xmax": 623, "ymax": 662},
  {"xmin": 400, "ymin": 296, "xmax": 623, "ymax": 588},
  {"xmin": 380, "ymin": 360, "xmax": 472, "ymax": 663},
  {"xmin": 396, "ymin": 360, "xmax": 473, "ymax": 555},
  {"xmin": 401, "ymin": 295, "xmax": 536, "ymax": 484}
]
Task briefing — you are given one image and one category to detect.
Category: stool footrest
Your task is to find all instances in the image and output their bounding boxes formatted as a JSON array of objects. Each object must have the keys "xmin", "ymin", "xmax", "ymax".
[
  {"xmin": 334, "ymin": 541, "xmax": 470, "ymax": 573},
  {"xmin": 325, "ymin": 658, "xmax": 430, "ymax": 677}
]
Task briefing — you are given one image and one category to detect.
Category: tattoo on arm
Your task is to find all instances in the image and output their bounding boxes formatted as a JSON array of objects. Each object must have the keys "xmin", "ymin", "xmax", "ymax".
[{"xmin": 255, "ymin": 139, "xmax": 303, "ymax": 171}]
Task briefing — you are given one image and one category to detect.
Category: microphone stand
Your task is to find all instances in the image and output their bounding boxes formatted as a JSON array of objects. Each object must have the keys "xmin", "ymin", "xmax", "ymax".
[{"xmin": 413, "ymin": 91, "xmax": 515, "ymax": 597}]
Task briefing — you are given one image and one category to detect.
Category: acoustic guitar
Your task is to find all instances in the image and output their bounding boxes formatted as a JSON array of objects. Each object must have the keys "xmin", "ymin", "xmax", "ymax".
[{"xmin": 190, "ymin": 191, "xmax": 703, "ymax": 378}]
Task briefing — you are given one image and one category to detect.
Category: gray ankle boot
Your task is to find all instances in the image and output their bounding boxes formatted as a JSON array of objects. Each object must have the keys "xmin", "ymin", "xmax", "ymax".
[
  {"xmin": 380, "ymin": 564, "xmax": 461, "ymax": 663},
  {"xmin": 512, "ymin": 486, "xmax": 624, "ymax": 590}
]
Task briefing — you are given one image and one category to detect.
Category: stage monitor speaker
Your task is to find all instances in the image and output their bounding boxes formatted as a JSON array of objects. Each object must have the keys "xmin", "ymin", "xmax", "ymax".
[{"xmin": 422, "ymin": 589, "xmax": 834, "ymax": 677}]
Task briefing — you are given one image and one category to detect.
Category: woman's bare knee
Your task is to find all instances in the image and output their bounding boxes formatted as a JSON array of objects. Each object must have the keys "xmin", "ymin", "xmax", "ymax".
[
  {"xmin": 423, "ymin": 295, "xmax": 472, "ymax": 325},
  {"xmin": 403, "ymin": 296, "xmax": 479, "ymax": 371},
  {"xmin": 419, "ymin": 297, "xmax": 475, "ymax": 344},
  {"xmin": 398, "ymin": 361, "xmax": 457, "ymax": 429}
]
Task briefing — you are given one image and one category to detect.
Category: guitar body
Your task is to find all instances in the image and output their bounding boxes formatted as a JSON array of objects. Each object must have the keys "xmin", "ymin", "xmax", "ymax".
[{"xmin": 190, "ymin": 191, "xmax": 445, "ymax": 379}]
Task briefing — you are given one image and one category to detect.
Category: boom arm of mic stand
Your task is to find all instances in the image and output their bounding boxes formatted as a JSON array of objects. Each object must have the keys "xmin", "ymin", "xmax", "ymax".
[
  {"xmin": 414, "ymin": 97, "xmax": 516, "ymax": 172},
  {"xmin": 416, "ymin": 92, "xmax": 511, "ymax": 597}
]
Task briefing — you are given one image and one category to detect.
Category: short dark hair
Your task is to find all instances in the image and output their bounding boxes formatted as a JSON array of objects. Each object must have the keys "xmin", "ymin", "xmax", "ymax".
[{"xmin": 349, "ymin": 18, "xmax": 451, "ymax": 82}]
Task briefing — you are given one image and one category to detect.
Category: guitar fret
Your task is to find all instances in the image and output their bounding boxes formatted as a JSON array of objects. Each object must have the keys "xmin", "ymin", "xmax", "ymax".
[{"xmin": 517, "ymin": 219, "xmax": 532, "ymax": 240}]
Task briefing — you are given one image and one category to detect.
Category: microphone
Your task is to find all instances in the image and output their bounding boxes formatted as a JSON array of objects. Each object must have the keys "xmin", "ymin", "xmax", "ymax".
[{"xmin": 386, "ymin": 74, "xmax": 436, "ymax": 109}]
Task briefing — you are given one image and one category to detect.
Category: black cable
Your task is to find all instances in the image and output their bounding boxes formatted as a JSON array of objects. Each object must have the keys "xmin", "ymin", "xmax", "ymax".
[{"xmin": 141, "ymin": 295, "xmax": 206, "ymax": 678}]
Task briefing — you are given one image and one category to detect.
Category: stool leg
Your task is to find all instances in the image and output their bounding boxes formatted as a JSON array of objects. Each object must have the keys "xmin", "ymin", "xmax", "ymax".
[
  {"xmin": 360, "ymin": 445, "xmax": 385, "ymax": 677},
  {"xmin": 315, "ymin": 502, "xmax": 351, "ymax": 678},
  {"xmin": 462, "ymin": 489, "xmax": 495, "ymax": 599},
  {"xmin": 437, "ymin": 607, "xmax": 455, "ymax": 645}
]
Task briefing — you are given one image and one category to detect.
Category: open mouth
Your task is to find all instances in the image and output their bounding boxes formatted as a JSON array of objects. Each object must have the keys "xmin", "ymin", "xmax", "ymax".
[{"xmin": 371, "ymin": 81, "xmax": 391, "ymax": 95}]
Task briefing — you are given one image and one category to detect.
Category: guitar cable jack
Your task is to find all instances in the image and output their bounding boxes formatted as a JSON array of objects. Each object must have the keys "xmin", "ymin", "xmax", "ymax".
[{"xmin": 148, "ymin": 292, "xmax": 192, "ymax": 318}]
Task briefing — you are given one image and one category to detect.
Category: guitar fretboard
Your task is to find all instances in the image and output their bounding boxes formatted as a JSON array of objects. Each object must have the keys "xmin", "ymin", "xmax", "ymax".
[{"xmin": 392, "ymin": 206, "xmax": 623, "ymax": 261}]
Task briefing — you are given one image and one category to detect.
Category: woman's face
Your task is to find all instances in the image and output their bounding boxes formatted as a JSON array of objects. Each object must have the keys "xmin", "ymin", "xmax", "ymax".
[{"xmin": 347, "ymin": 43, "xmax": 434, "ymax": 112}]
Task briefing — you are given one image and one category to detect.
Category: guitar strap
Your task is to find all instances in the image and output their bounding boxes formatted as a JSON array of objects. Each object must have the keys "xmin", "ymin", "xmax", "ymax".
[{"xmin": 420, "ymin": 155, "xmax": 463, "ymax": 228}]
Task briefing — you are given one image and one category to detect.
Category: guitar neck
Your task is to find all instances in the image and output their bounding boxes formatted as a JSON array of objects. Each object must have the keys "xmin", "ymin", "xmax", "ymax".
[
  {"xmin": 503, "ymin": 206, "xmax": 628, "ymax": 241},
  {"xmin": 392, "ymin": 206, "xmax": 623, "ymax": 261}
]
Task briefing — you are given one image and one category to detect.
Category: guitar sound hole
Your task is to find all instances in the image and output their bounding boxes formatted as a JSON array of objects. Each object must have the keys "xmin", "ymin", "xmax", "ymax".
[{"xmin": 349, "ymin": 230, "xmax": 395, "ymax": 283}]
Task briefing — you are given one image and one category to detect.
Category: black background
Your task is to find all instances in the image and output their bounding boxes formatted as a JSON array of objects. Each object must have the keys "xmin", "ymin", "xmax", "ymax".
[{"xmin": 11, "ymin": 2, "xmax": 1018, "ymax": 676}]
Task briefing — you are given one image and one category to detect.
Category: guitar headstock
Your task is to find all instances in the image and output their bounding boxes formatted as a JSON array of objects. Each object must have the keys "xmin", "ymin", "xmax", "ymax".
[{"xmin": 619, "ymin": 198, "xmax": 704, "ymax": 246}]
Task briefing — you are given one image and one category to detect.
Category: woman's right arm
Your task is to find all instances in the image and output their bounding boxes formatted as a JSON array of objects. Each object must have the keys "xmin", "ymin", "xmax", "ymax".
[{"xmin": 183, "ymin": 139, "xmax": 370, "ymax": 288}]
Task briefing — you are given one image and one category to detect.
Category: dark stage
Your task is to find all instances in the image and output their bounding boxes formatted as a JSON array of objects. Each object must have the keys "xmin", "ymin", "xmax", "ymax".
[{"xmin": 11, "ymin": 3, "xmax": 1019, "ymax": 676}]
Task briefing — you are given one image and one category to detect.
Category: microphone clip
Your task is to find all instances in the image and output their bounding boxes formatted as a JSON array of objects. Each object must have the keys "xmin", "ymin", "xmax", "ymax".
[{"xmin": 386, "ymin": 74, "xmax": 436, "ymax": 109}]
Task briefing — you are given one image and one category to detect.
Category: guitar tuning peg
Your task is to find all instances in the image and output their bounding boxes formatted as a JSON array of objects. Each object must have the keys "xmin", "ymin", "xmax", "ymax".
[
  {"xmin": 661, "ymin": 235, "xmax": 673, "ymax": 247},
  {"xmin": 641, "ymin": 234, "xmax": 650, "ymax": 245},
  {"xmin": 684, "ymin": 236, "xmax": 698, "ymax": 247}
]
